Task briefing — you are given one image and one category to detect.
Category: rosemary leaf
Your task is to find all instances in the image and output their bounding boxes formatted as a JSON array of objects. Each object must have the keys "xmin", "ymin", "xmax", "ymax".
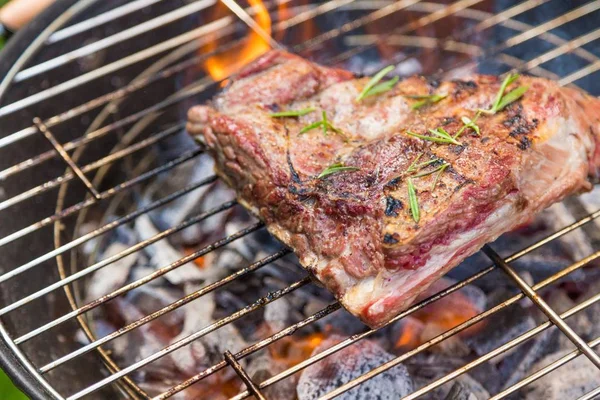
[
  {"xmin": 407, "ymin": 178, "xmax": 420, "ymax": 223},
  {"xmin": 362, "ymin": 76, "xmax": 399, "ymax": 99},
  {"xmin": 317, "ymin": 162, "xmax": 360, "ymax": 179},
  {"xmin": 412, "ymin": 162, "xmax": 447, "ymax": 178},
  {"xmin": 479, "ymin": 73, "xmax": 527, "ymax": 115},
  {"xmin": 408, "ymin": 93, "xmax": 447, "ymax": 110},
  {"xmin": 299, "ymin": 120, "xmax": 324, "ymax": 134},
  {"xmin": 428, "ymin": 128, "xmax": 462, "ymax": 145},
  {"xmin": 356, "ymin": 66, "xmax": 397, "ymax": 101},
  {"xmin": 406, "ymin": 153, "xmax": 424, "ymax": 173},
  {"xmin": 456, "ymin": 115, "xmax": 481, "ymax": 138},
  {"xmin": 270, "ymin": 107, "xmax": 316, "ymax": 118},
  {"xmin": 407, "ymin": 131, "xmax": 458, "ymax": 145},
  {"xmin": 321, "ymin": 111, "xmax": 328, "ymax": 135},
  {"xmin": 431, "ymin": 163, "xmax": 449, "ymax": 190},
  {"xmin": 496, "ymin": 85, "xmax": 529, "ymax": 111}
]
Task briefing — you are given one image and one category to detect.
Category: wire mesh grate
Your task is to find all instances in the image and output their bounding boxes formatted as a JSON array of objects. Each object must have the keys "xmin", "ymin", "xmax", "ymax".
[{"xmin": 0, "ymin": 0, "xmax": 599, "ymax": 399}]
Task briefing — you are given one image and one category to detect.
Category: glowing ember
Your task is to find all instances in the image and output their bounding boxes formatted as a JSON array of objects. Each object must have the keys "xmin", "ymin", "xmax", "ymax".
[
  {"xmin": 204, "ymin": 0, "xmax": 272, "ymax": 81},
  {"xmin": 270, "ymin": 330, "xmax": 327, "ymax": 367}
]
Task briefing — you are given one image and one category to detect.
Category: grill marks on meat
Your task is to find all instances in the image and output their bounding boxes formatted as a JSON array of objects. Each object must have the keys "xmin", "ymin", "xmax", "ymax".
[{"xmin": 188, "ymin": 51, "xmax": 600, "ymax": 328}]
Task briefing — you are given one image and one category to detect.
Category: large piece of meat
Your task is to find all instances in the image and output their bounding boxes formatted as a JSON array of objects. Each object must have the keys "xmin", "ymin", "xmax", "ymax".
[{"xmin": 187, "ymin": 50, "xmax": 600, "ymax": 328}]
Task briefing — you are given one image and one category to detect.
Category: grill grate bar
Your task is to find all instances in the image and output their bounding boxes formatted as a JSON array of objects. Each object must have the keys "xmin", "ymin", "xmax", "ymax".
[
  {"xmin": 0, "ymin": 77, "xmax": 213, "ymax": 180},
  {"xmin": 155, "ymin": 303, "xmax": 341, "ymax": 400},
  {"xmin": 521, "ymin": 27, "xmax": 600, "ymax": 72},
  {"xmin": 403, "ymin": 290, "xmax": 600, "ymax": 400},
  {"xmin": 47, "ymin": 0, "xmax": 166, "ymax": 44},
  {"xmin": 0, "ymin": 122, "xmax": 184, "ymax": 212},
  {"xmin": 224, "ymin": 350, "xmax": 267, "ymax": 400},
  {"xmin": 13, "ymin": 222, "xmax": 263, "ymax": 344},
  {"xmin": 559, "ymin": 59, "xmax": 600, "ymax": 86},
  {"xmin": 39, "ymin": 249, "xmax": 289, "ymax": 373},
  {"xmin": 15, "ymin": 0, "xmax": 218, "ymax": 82},
  {"xmin": 0, "ymin": 174, "xmax": 217, "ymax": 285},
  {"xmin": 576, "ymin": 385, "xmax": 600, "ymax": 400},
  {"xmin": 227, "ymin": 209, "xmax": 600, "ymax": 400},
  {"xmin": 491, "ymin": 336, "xmax": 600, "ymax": 399},
  {"xmin": 0, "ymin": 17, "xmax": 233, "ymax": 118},
  {"xmin": 503, "ymin": 1, "xmax": 600, "ymax": 49},
  {"xmin": 1, "ymin": 198, "xmax": 235, "ymax": 318},
  {"xmin": 314, "ymin": 248, "xmax": 600, "ymax": 400},
  {"xmin": 0, "ymin": 148, "xmax": 202, "ymax": 249},
  {"xmin": 471, "ymin": 0, "xmax": 549, "ymax": 32},
  {"xmin": 483, "ymin": 244, "xmax": 600, "ymax": 368},
  {"xmin": 220, "ymin": 0, "xmax": 284, "ymax": 50},
  {"xmin": 33, "ymin": 118, "xmax": 100, "ymax": 200},
  {"xmin": 66, "ymin": 276, "xmax": 311, "ymax": 400},
  {"xmin": 0, "ymin": 0, "xmax": 346, "ymax": 175}
]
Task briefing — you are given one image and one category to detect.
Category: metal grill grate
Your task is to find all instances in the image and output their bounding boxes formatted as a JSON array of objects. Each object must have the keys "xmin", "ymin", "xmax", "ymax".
[{"xmin": 1, "ymin": 0, "xmax": 600, "ymax": 399}]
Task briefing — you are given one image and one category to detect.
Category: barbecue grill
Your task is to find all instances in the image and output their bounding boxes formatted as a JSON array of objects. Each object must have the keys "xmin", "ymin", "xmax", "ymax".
[{"xmin": 1, "ymin": 0, "xmax": 600, "ymax": 399}]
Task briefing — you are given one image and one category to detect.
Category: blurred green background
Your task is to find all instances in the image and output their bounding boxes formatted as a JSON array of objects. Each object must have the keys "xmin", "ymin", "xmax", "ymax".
[{"xmin": 0, "ymin": 0, "xmax": 30, "ymax": 395}]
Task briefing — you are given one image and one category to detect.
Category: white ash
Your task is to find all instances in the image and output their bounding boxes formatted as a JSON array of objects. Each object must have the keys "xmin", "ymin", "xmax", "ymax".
[
  {"xmin": 297, "ymin": 335, "xmax": 413, "ymax": 400},
  {"xmin": 85, "ymin": 242, "xmax": 139, "ymax": 302},
  {"xmin": 245, "ymin": 352, "xmax": 297, "ymax": 400},
  {"xmin": 539, "ymin": 202, "xmax": 594, "ymax": 262},
  {"xmin": 524, "ymin": 350, "xmax": 600, "ymax": 400},
  {"xmin": 134, "ymin": 214, "xmax": 215, "ymax": 284}
]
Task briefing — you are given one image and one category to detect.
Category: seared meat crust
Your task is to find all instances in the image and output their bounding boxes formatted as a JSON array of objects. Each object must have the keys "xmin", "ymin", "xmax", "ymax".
[{"xmin": 188, "ymin": 51, "xmax": 600, "ymax": 327}]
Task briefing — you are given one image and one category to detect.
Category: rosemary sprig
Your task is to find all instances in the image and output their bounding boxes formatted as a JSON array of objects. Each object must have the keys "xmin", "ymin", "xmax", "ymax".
[
  {"xmin": 406, "ymin": 93, "xmax": 447, "ymax": 110},
  {"xmin": 412, "ymin": 162, "xmax": 448, "ymax": 179},
  {"xmin": 454, "ymin": 113, "xmax": 482, "ymax": 139},
  {"xmin": 479, "ymin": 73, "xmax": 528, "ymax": 115},
  {"xmin": 270, "ymin": 107, "xmax": 316, "ymax": 118},
  {"xmin": 407, "ymin": 178, "xmax": 420, "ymax": 223},
  {"xmin": 407, "ymin": 128, "xmax": 462, "ymax": 146},
  {"xmin": 299, "ymin": 111, "xmax": 346, "ymax": 139},
  {"xmin": 430, "ymin": 163, "xmax": 449, "ymax": 190},
  {"xmin": 317, "ymin": 162, "xmax": 360, "ymax": 179},
  {"xmin": 356, "ymin": 66, "xmax": 398, "ymax": 101},
  {"xmin": 406, "ymin": 153, "xmax": 440, "ymax": 173}
]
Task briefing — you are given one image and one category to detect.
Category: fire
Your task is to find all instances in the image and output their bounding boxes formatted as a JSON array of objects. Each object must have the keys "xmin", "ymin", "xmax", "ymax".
[
  {"xmin": 395, "ymin": 279, "xmax": 486, "ymax": 350},
  {"xmin": 183, "ymin": 247, "xmax": 205, "ymax": 269},
  {"xmin": 270, "ymin": 330, "xmax": 327, "ymax": 367},
  {"xmin": 204, "ymin": 0, "xmax": 272, "ymax": 81}
]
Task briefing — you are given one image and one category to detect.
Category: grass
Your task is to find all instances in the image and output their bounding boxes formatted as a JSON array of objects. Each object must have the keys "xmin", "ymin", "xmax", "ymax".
[{"xmin": 1, "ymin": 368, "xmax": 28, "ymax": 399}]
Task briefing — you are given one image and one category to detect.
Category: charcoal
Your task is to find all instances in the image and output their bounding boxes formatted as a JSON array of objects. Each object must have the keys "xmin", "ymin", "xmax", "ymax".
[
  {"xmin": 135, "ymin": 214, "xmax": 217, "ymax": 284},
  {"xmin": 524, "ymin": 350, "xmax": 600, "ymax": 399},
  {"xmin": 297, "ymin": 336, "xmax": 413, "ymax": 400},
  {"xmin": 245, "ymin": 353, "xmax": 297, "ymax": 400},
  {"xmin": 406, "ymin": 354, "xmax": 489, "ymax": 400},
  {"xmin": 85, "ymin": 242, "xmax": 139, "ymax": 301},
  {"xmin": 444, "ymin": 381, "xmax": 478, "ymax": 400},
  {"xmin": 498, "ymin": 328, "xmax": 558, "ymax": 391},
  {"xmin": 464, "ymin": 303, "xmax": 535, "ymax": 360}
]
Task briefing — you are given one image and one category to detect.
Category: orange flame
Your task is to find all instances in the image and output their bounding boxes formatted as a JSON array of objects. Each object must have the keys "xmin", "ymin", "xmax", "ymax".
[
  {"xmin": 204, "ymin": 0, "xmax": 272, "ymax": 81},
  {"xmin": 270, "ymin": 330, "xmax": 327, "ymax": 367}
]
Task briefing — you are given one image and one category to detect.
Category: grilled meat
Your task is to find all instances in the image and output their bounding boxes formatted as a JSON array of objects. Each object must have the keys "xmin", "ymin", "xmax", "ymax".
[{"xmin": 187, "ymin": 50, "xmax": 600, "ymax": 328}]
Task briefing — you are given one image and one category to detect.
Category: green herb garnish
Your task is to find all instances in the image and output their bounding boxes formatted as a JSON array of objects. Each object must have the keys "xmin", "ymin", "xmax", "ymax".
[
  {"xmin": 479, "ymin": 73, "xmax": 528, "ymax": 115},
  {"xmin": 453, "ymin": 114, "xmax": 481, "ymax": 139},
  {"xmin": 317, "ymin": 162, "xmax": 360, "ymax": 179},
  {"xmin": 356, "ymin": 66, "xmax": 398, "ymax": 102},
  {"xmin": 407, "ymin": 93, "xmax": 447, "ymax": 110},
  {"xmin": 270, "ymin": 107, "xmax": 315, "ymax": 118},
  {"xmin": 407, "ymin": 128, "xmax": 462, "ymax": 146},
  {"xmin": 407, "ymin": 153, "xmax": 440, "ymax": 174},
  {"xmin": 412, "ymin": 162, "xmax": 448, "ymax": 179},
  {"xmin": 431, "ymin": 163, "xmax": 449, "ymax": 191},
  {"xmin": 299, "ymin": 111, "xmax": 346, "ymax": 140},
  {"xmin": 407, "ymin": 178, "xmax": 420, "ymax": 223}
]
